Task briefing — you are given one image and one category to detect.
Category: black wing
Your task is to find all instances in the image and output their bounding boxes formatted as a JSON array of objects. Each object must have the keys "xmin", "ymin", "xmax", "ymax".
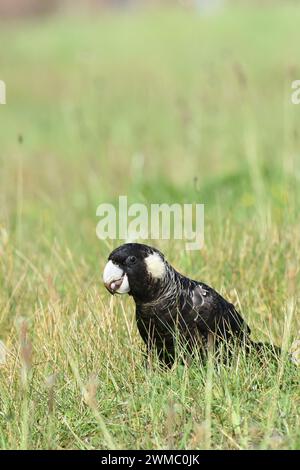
[{"xmin": 179, "ymin": 276, "xmax": 251, "ymax": 342}]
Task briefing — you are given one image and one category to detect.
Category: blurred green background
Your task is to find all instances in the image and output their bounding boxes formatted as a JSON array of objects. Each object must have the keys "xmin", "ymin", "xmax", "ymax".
[
  {"xmin": 1, "ymin": 0, "xmax": 300, "ymax": 327},
  {"xmin": 1, "ymin": 0, "xmax": 300, "ymax": 315}
]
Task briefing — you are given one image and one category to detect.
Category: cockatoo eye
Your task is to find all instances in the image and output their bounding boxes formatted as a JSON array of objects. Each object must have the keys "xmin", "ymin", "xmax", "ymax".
[{"xmin": 127, "ymin": 256, "xmax": 137, "ymax": 265}]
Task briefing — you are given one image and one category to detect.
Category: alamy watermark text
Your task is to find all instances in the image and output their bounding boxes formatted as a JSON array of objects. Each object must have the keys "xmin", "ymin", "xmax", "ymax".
[{"xmin": 96, "ymin": 196, "xmax": 204, "ymax": 251}]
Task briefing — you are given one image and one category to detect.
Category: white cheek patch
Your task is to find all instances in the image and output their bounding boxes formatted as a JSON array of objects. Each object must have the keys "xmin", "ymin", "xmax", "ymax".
[
  {"xmin": 145, "ymin": 253, "xmax": 166, "ymax": 279},
  {"xmin": 103, "ymin": 260, "xmax": 124, "ymax": 284}
]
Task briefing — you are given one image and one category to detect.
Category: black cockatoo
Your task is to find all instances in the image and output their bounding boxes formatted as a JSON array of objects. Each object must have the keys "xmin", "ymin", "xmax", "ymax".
[{"xmin": 103, "ymin": 243, "xmax": 280, "ymax": 367}]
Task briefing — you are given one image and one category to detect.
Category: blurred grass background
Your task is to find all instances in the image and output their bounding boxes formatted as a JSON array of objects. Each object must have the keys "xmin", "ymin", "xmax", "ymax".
[{"xmin": 0, "ymin": 0, "xmax": 300, "ymax": 450}]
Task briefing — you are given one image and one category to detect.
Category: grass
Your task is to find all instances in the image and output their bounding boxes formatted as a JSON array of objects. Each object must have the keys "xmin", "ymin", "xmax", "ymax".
[{"xmin": 0, "ymin": 2, "xmax": 300, "ymax": 449}]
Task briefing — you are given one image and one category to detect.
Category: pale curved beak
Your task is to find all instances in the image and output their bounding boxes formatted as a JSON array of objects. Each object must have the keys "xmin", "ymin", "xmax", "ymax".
[
  {"xmin": 103, "ymin": 260, "xmax": 130, "ymax": 295},
  {"xmin": 104, "ymin": 277, "xmax": 124, "ymax": 294}
]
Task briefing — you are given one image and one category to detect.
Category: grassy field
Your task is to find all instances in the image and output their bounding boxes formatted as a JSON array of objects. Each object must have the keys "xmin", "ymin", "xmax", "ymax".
[{"xmin": 0, "ymin": 3, "xmax": 300, "ymax": 450}]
